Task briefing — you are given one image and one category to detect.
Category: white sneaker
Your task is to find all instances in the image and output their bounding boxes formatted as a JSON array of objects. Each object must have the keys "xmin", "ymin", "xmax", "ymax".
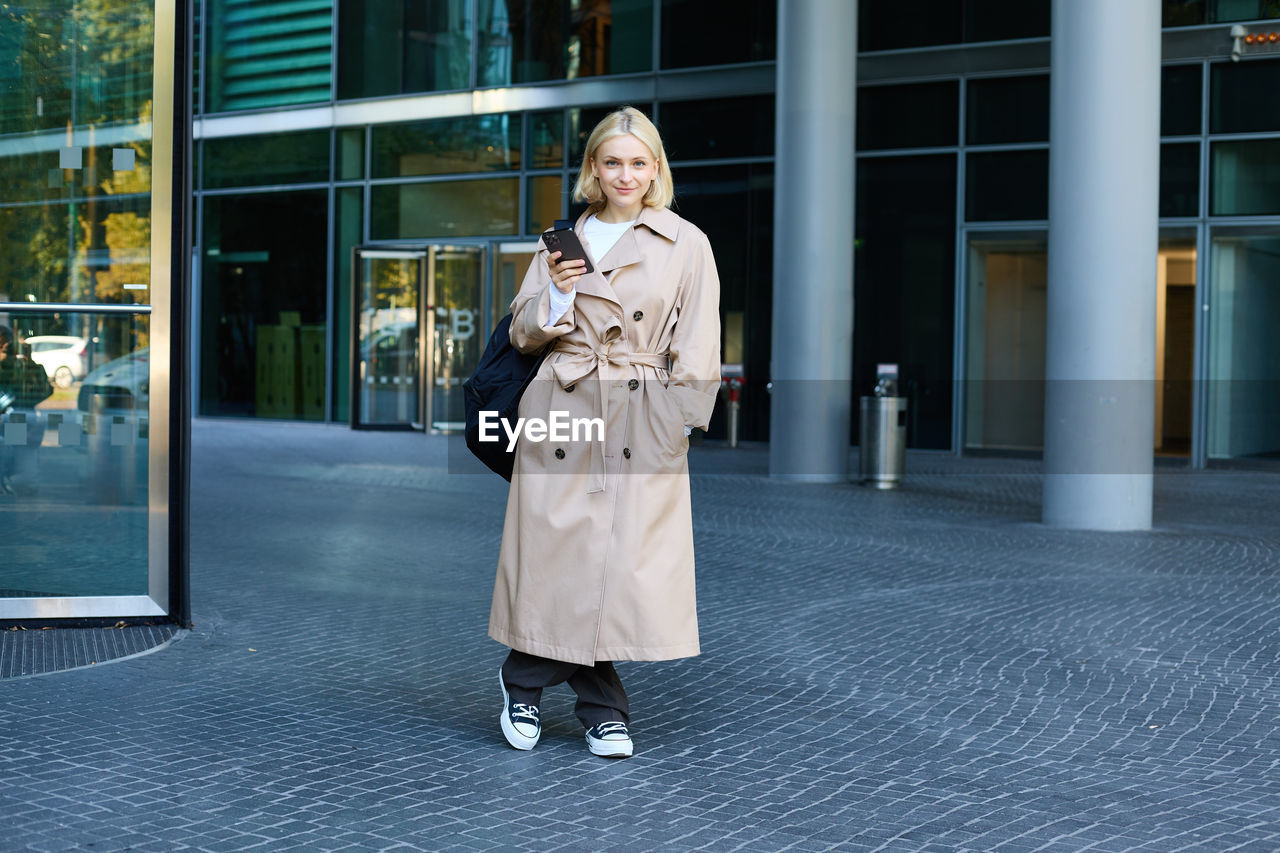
[
  {"xmin": 499, "ymin": 668, "xmax": 540, "ymax": 750},
  {"xmin": 585, "ymin": 721, "xmax": 633, "ymax": 758}
]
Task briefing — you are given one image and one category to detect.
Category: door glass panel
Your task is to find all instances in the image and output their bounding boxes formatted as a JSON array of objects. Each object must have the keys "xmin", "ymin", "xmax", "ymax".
[
  {"xmin": 965, "ymin": 236, "xmax": 1048, "ymax": 451},
  {"xmin": 1156, "ymin": 239, "xmax": 1197, "ymax": 457},
  {"xmin": 429, "ymin": 247, "xmax": 483, "ymax": 431},
  {"xmin": 1207, "ymin": 227, "xmax": 1280, "ymax": 460},
  {"xmin": 356, "ymin": 253, "xmax": 422, "ymax": 427},
  {"xmin": 0, "ymin": 311, "xmax": 149, "ymax": 597}
]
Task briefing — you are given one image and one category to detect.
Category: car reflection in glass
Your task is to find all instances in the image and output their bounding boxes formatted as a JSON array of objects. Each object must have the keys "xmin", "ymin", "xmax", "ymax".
[{"xmin": 77, "ymin": 347, "xmax": 149, "ymax": 413}]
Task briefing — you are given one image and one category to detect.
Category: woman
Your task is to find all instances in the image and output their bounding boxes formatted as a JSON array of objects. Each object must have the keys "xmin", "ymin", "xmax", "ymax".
[{"xmin": 489, "ymin": 106, "xmax": 721, "ymax": 759}]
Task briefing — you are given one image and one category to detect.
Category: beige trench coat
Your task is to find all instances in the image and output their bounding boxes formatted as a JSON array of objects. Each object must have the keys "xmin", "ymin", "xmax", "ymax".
[{"xmin": 488, "ymin": 205, "xmax": 722, "ymax": 666}]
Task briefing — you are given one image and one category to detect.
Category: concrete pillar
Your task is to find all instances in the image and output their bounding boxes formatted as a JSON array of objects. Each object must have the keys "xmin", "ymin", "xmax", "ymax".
[
  {"xmin": 769, "ymin": 0, "xmax": 856, "ymax": 482},
  {"xmin": 1043, "ymin": 0, "xmax": 1160, "ymax": 529}
]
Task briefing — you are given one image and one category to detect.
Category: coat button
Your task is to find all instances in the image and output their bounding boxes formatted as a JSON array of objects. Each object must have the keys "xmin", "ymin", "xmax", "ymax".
[
  {"xmin": 623, "ymin": 448, "xmax": 631, "ymax": 459},
  {"xmin": 555, "ymin": 448, "xmax": 565, "ymax": 460},
  {"xmin": 632, "ymin": 310, "xmax": 643, "ymax": 321},
  {"xmin": 628, "ymin": 378, "xmax": 638, "ymax": 391},
  {"xmin": 565, "ymin": 384, "xmax": 575, "ymax": 393}
]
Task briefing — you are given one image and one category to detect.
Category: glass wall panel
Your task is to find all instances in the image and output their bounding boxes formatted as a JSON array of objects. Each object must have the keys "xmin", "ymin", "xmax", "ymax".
[
  {"xmin": 206, "ymin": 0, "xmax": 333, "ymax": 113},
  {"xmin": 1211, "ymin": 140, "xmax": 1280, "ymax": 215},
  {"xmin": 1210, "ymin": 0, "xmax": 1280, "ymax": 22},
  {"xmin": 964, "ymin": 236, "xmax": 1047, "ymax": 451},
  {"xmin": 338, "ymin": 128, "xmax": 365, "ymax": 181},
  {"xmin": 1211, "ymin": 59, "xmax": 1280, "ymax": 134},
  {"xmin": 661, "ymin": 95, "xmax": 775, "ymax": 161},
  {"xmin": 1207, "ymin": 228, "xmax": 1280, "ymax": 460},
  {"xmin": 966, "ymin": 76, "xmax": 1050, "ymax": 145},
  {"xmin": 1162, "ymin": 64, "xmax": 1203, "ymax": 137},
  {"xmin": 860, "ymin": 0, "xmax": 1049, "ymax": 51},
  {"xmin": 479, "ymin": 0, "xmax": 652, "ymax": 86},
  {"xmin": 528, "ymin": 111, "xmax": 565, "ymax": 169},
  {"xmin": 1163, "ymin": 0, "xmax": 1206, "ymax": 26},
  {"xmin": 371, "ymin": 179, "xmax": 519, "ymax": 239},
  {"xmin": 570, "ymin": 105, "xmax": 625, "ymax": 165},
  {"xmin": 202, "ymin": 130, "xmax": 329, "ymax": 189},
  {"xmin": 1156, "ymin": 235, "xmax": 1197, "ymax": 457},
  {"xmin": 1, "ymin": 192, "xmax": 151, "ymax": 306},
  {"xmin": 855, "ymin": 154, "xmax": 957, "ymax": 450},
  {"xmin": 660, "ymin": 0, "xmax": 775, "ymax": 68},
  {"xmin": 965, "ymin": 150, "xmax": 1049, "ymax": 222},
  {"xmin": 672, "ymin": 164, "xmax": 773, "ymax": 442},
  {"xmin": 333, "ymin": 186, "xmax": 364, "ymax": 423},
  {"xmin": 371, "ymin": 115, "xmax": 519, "ymax": 178},
  {"xmin": 337, "ymin": 0, "xmax": 470, "ymax": 100},
  {"xmin": 0, "ymin": 311, "xmax": 150, "ymax": 596},
  {"xmin": 528, "ymin": 175, "xmax": 564, "ymax": 235},
  {"xmin": 201, "ymin": 190, "xmax": 329, "ymax": 419},
  {"xmin": 857, "ymin": 83, "xmax": 958, "ymax": 151},
  {"xmin": 1160, "ymin": 142, "xmax": 1200, "ymax": 218}
]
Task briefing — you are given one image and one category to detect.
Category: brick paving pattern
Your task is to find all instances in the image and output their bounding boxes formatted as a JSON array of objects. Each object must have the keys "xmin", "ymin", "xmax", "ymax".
[{"xmin": 1, "ymin": 420, "xmax": 1278, "ymax": 851}]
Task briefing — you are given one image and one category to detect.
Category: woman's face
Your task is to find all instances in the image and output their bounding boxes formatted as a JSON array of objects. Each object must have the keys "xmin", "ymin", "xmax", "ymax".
[{"xmin": 591, "ymin": 133, "xmax": 658, "ymax": 219}]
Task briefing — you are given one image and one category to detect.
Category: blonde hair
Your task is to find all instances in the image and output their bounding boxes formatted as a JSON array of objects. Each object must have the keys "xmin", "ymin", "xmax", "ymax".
[{"xmin": 572, "ymin": 106, "xmax": 674, "ymax": 210}]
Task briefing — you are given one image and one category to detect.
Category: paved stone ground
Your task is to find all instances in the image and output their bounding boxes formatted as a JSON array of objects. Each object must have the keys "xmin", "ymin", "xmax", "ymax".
[{"xmin": 2, "ymin": 419, "xmax": 1278, "ymax": 852}]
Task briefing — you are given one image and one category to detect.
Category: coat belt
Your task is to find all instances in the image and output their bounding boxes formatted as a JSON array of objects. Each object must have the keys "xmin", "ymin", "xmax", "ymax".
[{"xmin": 549, "ymin": 342, "xmax": 671, "ymax": 493}]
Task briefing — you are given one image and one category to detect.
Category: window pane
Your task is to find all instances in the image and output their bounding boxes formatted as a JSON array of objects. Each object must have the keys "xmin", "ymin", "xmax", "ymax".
[
  {"xmin": 371, "ymin": 179, "xmax": 519, "ymax": 238},
  {"xmin": 569, "ymin": 106, "xmax": 626, "ymax": 166},
  {"xmin": 966, "ymin": 150, "xmax": 1049, "ymax": 221},
  {"xmin": 661, "ymin": 0, "xmax": 775, "ymax": 68},
  {"xmin": 479, "ymin": 0, "xmax": 653, "ymax": 86},
  {"xmin": 528, "ymin": 111, "xmax": 565, "ymax": 169},
  {"xmin": 337, "ymin": 0, "xmax": 469, "ymax": 100},
  {"xmin": 661, "ymin": 95, "xmax": 775, "ymax": 161},
  {"xmin": 206, "ymin": 0, "xmax": 333, "ymax": 113},
  {"xmin": 333, "ymin": 186, "xmax": 363, "ymax": 423},
  {"xmin": 966, "ymin": 76, "xmax": 1050, "ymax": 144},
  {"xmin": 1207, "ymin": 227, "xmax": 1280, "ymax": 460},
  {"xmin": 670, "ymin": 164, "xmax": 774, "ymax": 442},
  {"xmin": 338, "ymin": 128, "xmax": 364, "ymax": 181},
  {"xmin": 371, "ymin": 115, "xmax": 520, "ymax": 178},
  {"xmin": 860, "ymin": 1, "xmax": 961, "ymax": 51},
  {"xmin": 1162, "ymin": 65, "xmax": 1203, "ymax": 136},
  {"xmin": 1, "ymin": 311, "xmax": 151, "ymax": 595},
  {"xmin": 200, "ymin": 191, "xmax": 329, "ymax": 419},
  {"xmin": 963, "ymin": 0, "xmax": 1050, "ymax": 42},
  {"xmin": 1164, "ymin": 0, "xmax": 1206, "ymax": 26},
  {"xmin": 1211, "ymin": 59, "xmax": 1280, "ymax": 134},
  {"xmin": 856, "ymin": 154, "xmax": 958, "ymax": 450},
  {"xmin": 858, "ymin": 83, "xmax": 958, "ymax": 151},
  {"xmin": 1161, "ymin": 142, "xmax": 1200, "ymax": 217},
  {"xmin": 1212, "ymin": 140, "xmax": 1280, "ymax": 215},
  {"xmin": 202, "ymin": 131, "xmax": 330, "ymax": 189},
  {"xmin": 528, "ymin": 175, "xmax": 564, "ymax": 234},
  {"xmin": 1209, "ymin": 0, "xmax": 1280, "ymax": 22}
]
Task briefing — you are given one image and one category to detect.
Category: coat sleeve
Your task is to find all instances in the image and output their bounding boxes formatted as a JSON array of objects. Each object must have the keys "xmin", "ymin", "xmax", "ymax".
[
  {"xmin": 668, "ymin": 228, "xmax": 722, "ymax": 430},
  {"xmin": 509, "ymin": 238, "xmax": 575, "ymax": 354}
]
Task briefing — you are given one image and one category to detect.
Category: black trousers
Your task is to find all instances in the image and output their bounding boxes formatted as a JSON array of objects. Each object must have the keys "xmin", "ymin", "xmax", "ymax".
[{"xmin": 501, "ymin": 649, "xmax": 630, "ymax": 728}]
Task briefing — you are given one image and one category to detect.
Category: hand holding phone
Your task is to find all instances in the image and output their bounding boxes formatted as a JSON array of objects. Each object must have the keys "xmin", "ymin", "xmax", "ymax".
[{"xmin": 543, "ymin": 227, "xmax": 594, "ymax": 294}]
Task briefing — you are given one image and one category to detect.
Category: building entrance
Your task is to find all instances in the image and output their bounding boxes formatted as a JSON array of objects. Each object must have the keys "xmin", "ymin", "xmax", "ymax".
[
  {"xmin": 963, "ymin": 232, "xmax": 1197, "ymax": 458},
  {"xmin": 351, "ymin": 245, "xmax": 484, "ymax": 432}
]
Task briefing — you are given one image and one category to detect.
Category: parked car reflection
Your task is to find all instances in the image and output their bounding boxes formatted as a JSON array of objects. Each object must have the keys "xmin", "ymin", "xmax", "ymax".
[
  {"xmin": 26, "ymin": 335, "xmax": 89, "ymax": 388},
  {"xmin": 78, "ymin": 347, "xmax": 149, "ymax": 412}
]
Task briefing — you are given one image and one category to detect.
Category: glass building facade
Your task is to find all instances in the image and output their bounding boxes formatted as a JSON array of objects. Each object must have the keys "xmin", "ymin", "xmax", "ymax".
[
  {"xmin": 189, "ymin": 0, "xmax": 1280, "ymax": 466},
  {"xmin": 1, "ymin": 0, "xmax": 189, "ymax": 619}
]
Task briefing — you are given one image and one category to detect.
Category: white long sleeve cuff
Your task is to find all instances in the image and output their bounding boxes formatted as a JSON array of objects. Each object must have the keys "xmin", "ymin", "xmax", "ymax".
[{"xmin": 545, "ymin": 283, "xmax": 577, "ymax": 328}]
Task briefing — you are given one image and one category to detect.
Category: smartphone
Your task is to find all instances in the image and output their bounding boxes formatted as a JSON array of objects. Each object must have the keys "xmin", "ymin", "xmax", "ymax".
[{"xmin": 542, "ymin": 227, "xmax": 595, "ymax": 275}]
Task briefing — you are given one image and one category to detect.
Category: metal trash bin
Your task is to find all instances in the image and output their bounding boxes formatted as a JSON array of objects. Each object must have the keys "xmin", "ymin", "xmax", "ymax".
[{"xmin": 859, "ymin": 395, "xmax": 907, "ymax": 489}]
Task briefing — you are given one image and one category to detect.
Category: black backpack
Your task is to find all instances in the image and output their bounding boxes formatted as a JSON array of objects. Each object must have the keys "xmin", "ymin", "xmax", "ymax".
[{"xmin": 462, "ymin": 313, "xmax": 548, "ymax": 480}]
